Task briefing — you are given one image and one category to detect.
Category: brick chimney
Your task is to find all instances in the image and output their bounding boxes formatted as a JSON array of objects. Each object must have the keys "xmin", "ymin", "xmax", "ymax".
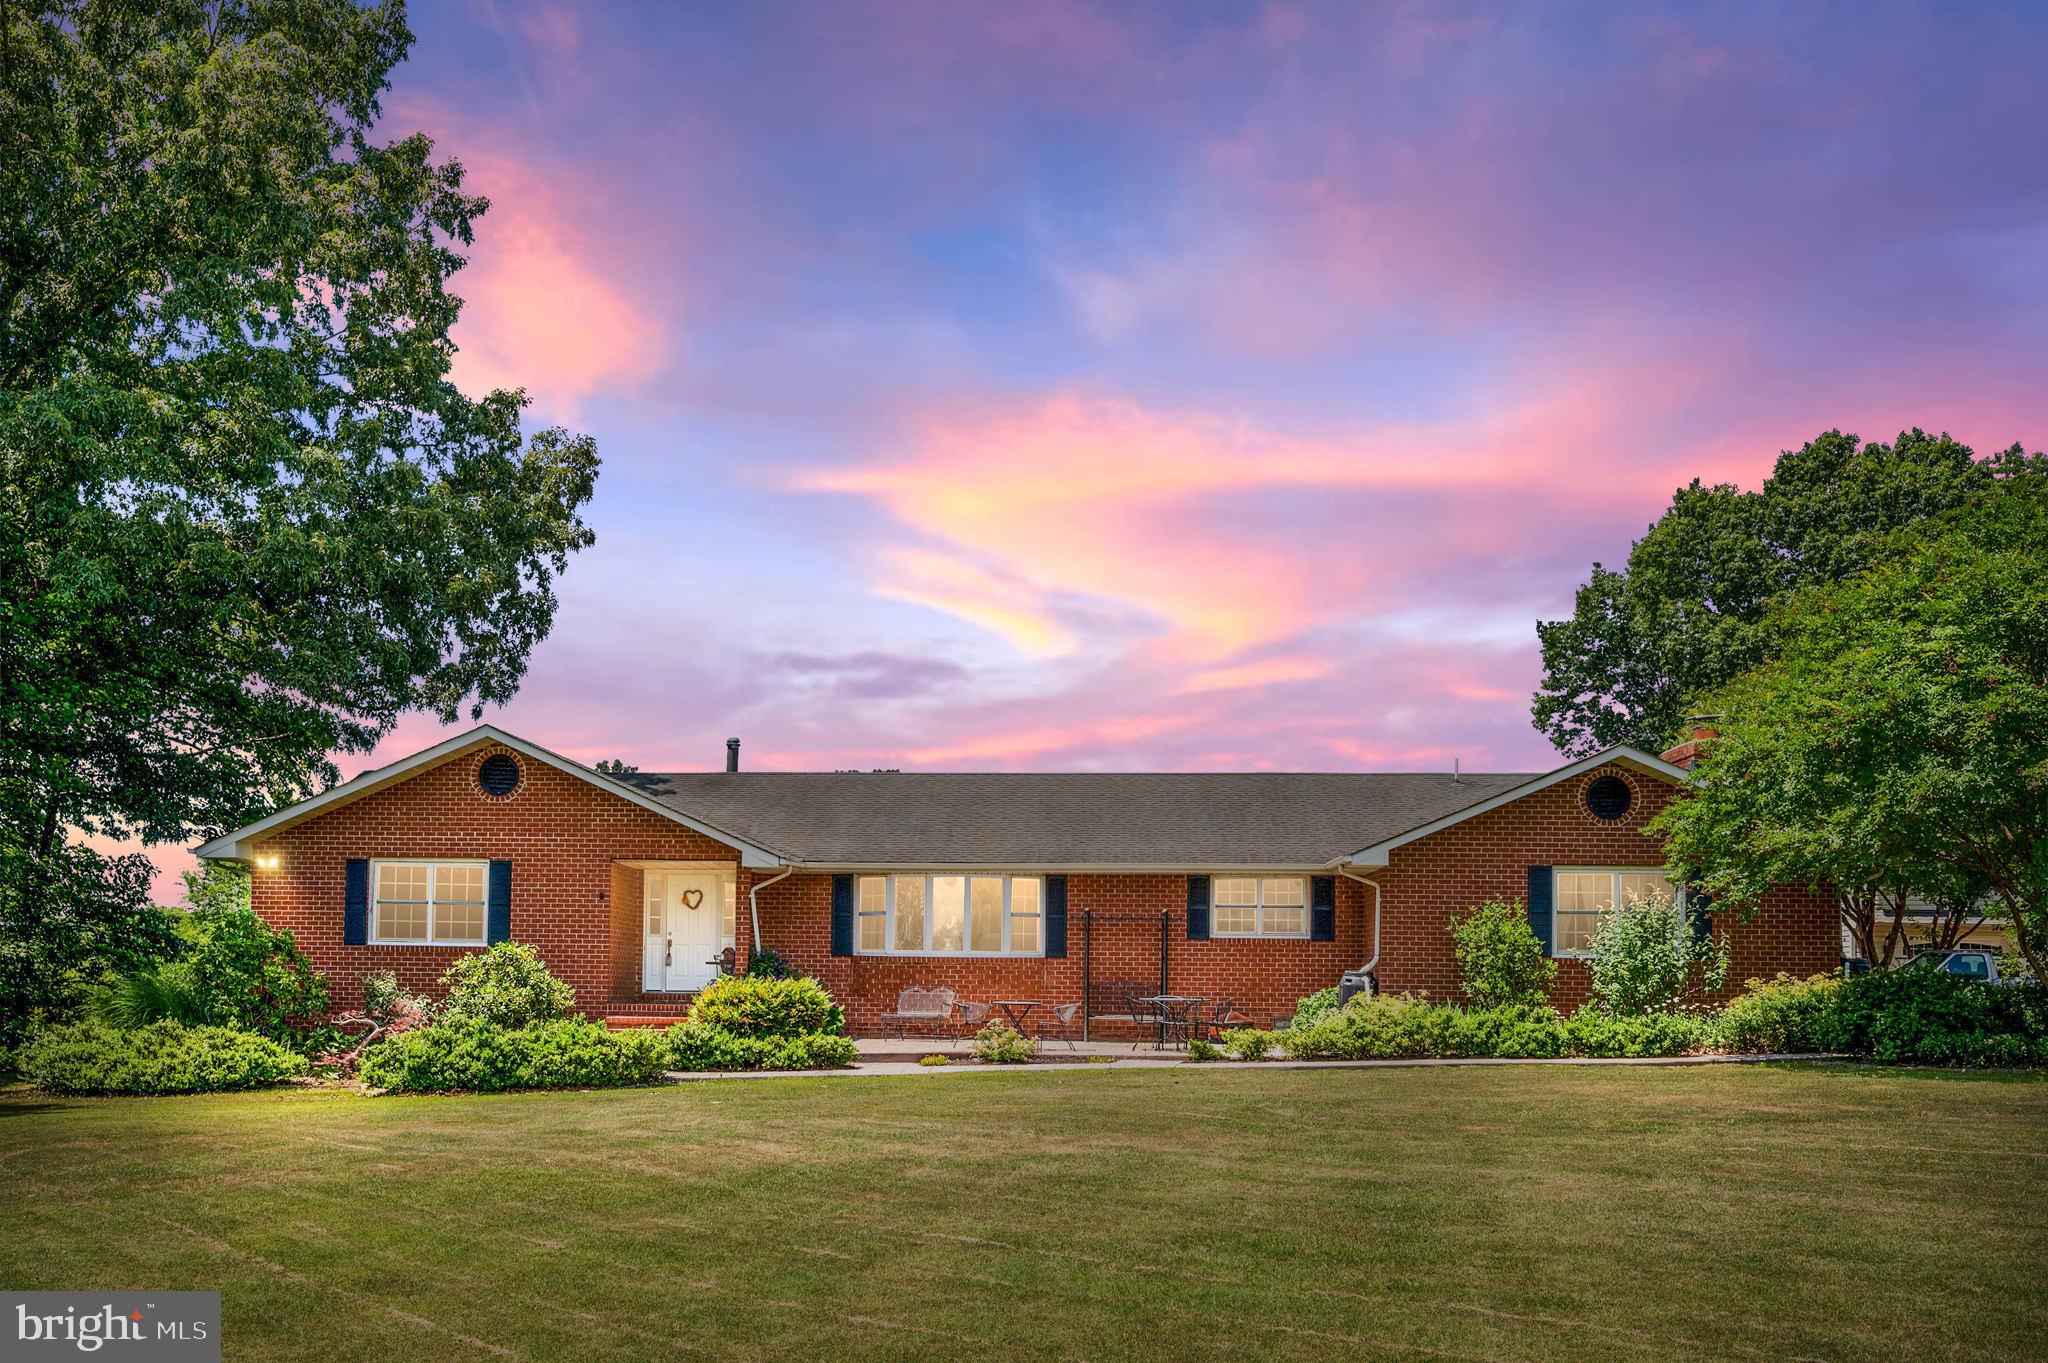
[{"xmin": 1660, "ymin": 717, "xmax": 1718, "ymax": 770}]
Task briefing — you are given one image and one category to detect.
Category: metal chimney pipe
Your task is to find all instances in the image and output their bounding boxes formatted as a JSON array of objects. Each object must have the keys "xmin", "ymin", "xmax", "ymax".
[{"xmin": 725, "ymin": 737, "xmax": 740, "ymax": 773}]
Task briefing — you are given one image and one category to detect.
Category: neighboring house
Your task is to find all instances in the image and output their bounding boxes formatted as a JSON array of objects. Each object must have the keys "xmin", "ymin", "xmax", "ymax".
[{"xmin": 196, "ymin": 726, "xmax": 1838, "ymax": 1034}]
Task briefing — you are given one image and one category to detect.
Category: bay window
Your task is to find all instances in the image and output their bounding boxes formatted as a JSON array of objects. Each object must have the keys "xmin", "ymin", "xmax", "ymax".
[{"xmin": 854, "ymin": 873, "xmax": 1044, "ymax": 955}]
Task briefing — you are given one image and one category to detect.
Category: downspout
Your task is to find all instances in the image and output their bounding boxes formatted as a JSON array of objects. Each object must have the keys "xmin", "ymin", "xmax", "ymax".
[
  {"xmin": 1336, "ymin": 864, "xmax": 1383, "ymax": 992},
  {"xmin": 747, "ymin": 864, "xmax": 795, "ymax": 959}
]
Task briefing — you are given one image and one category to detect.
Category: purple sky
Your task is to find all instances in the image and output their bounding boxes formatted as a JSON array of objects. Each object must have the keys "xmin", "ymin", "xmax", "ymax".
[{"xmin": 144, "ymin": 1, "xmax": 2048, "ymax": 891}]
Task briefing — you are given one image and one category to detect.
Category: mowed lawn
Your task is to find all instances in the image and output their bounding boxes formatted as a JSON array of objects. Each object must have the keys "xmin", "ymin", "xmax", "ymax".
[{"xmin": 3, "ymin": 1064, "xmax": 2043, "ymax": 1363}]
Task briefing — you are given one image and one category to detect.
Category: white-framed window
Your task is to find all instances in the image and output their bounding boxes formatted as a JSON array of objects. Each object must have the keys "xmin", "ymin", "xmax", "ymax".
[
  {"xmin": 372, "ymin": 859, "xmax": 489, "ymax": 946},
  {"xmin": 1211, "ymin": 876, "xmax": 1308, "ymax": 937},
  {"xmin": 1551, "ymin": 868, "xmax": 1680, "ymax": 957},
  {"xmin": 853, "ymin": 873, "xmax": 1045, "ymax": 956}
]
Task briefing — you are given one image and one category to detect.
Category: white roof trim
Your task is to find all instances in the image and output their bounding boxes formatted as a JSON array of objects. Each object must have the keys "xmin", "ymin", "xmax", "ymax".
[
  {"xmin": 1340, "ymin": 746, "xmax": 1688, "ymax": 867},
  {"xmin": 194, "ymin": 725, "xmax": 787, "ymax": 868}
]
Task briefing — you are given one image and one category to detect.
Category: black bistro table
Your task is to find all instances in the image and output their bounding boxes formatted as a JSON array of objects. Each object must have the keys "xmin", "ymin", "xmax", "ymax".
[
  {"xmin": 1139, "ymin": 995, "xmax": 1206, "ymax": 1050},
  {"xmin": 993, "ymin": 999, "xmax": 1044, "ymax": 1033}
]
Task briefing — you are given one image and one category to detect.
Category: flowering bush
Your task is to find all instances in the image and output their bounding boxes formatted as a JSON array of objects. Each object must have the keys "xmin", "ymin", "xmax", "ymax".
[
  {"xmin": 972, "ymin": 1019, "xmax": 1036, "ymax": 1063},
  {"xmin": 1585, "ymin": 895, "xmax": 1728, "ymax": 1015}
]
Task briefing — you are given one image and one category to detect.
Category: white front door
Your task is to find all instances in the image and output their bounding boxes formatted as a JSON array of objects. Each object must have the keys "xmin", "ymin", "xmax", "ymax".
[{"xmin": 643, "ymin": 871, "xmax": 731, "ymax": 992}]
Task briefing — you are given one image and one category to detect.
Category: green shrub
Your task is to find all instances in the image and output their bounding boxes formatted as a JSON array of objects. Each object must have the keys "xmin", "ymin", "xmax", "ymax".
[
  {"xmin": 357, "ymin": 1016, "xmax": 669, "ymax": 1092},
  {"xmin": 1218, "ymin": 1027, "xmax": 1280, "ymax": 1061},
  {"xmin": 1279, "ymin": 995, "xmax": 1706, "ymax": 1061},
  {"xmin": 1914, "ymin": 1032, "xmax": 2048, "ymax": 1067},
  {"xmin": 1586, "ymin": 896, "xmax": 1728, "ymax": 1015},
  {"xmin": 1560, "ymin": 1008, "xmax": 1708, "ymax": 1058},
  {"xmin": 93, "ymin": 908, "xmax": 329, "ymax": 1044},
  {"xmin": 1712, "ymin": 974, "xmax": 1842, "ymax": 1053},
  {"xmin": 1813, "ymin": 970, "xmax": 2046, "ymax": 1063},
  {"xmin": 745, "ymin": 946, "xmax": 793, "ymax": 978},
  {"xmin": 515, "ymin": 1020, "xmax": 671, "ymax": 1088},
  {"xmin": 19, "ymin": 1021, "xmax": 309, "ymax": 1095},
  {"xmin": 686, "ymin": 974, "xmax": 844, "ymax": 1039},
  {"xmin": 1454, "ymin": 1003, "xmax": 1571, "ymax": 1058},
  {"xmin": 1449, "ymin": 898, "xmax": 1557, "ymax": 1008},
  {"xmin": 973, "ymin": 1019, "xmax": 1035, "ymax": 1063},
  {"xmin": 437, "ymin": 943, "xmax": 575, "ymax": 1028},
  {"xmin": 1290, "ymin": 986, "xmax": 1341, "ymax": 1028},
  {"xmin": 1283, "ymin": 995, "xmax": 1454, "ymax": 1059},
  {"xmin": 663, "ymin": 1021, "xmax": 856, "ymax": 1071},
  {"xmin": 179, "ymin": 906, "xmax": 329, "ymax": 1037},
  {"xmin": 918, "ymin": 1053, "xmax": 949, "ymax": 1067},
  {"xmin": 1186, "ymin": 1037, "xmax": 1222, "ymax": 1061},
  {"xmin": 93, "ymin": 961, "xmax": 209, "ymax": 1029}
]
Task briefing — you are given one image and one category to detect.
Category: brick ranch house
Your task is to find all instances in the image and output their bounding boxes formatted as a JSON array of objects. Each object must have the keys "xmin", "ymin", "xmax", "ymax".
[{"xmin": 196, "ymin": 725, "xmax": 1838, "ymax": 1035}]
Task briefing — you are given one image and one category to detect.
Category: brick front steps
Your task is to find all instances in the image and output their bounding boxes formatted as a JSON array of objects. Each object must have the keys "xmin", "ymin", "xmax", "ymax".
[{"xmin": 601, "ymin": 995, "xmax": 693, "ymax": 1030}]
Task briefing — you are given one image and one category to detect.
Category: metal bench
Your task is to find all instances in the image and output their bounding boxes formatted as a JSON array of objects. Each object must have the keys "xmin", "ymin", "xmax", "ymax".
[
  {"xmin": 1086, "ymin": 977, "xmax": 1152, "ymax": 1023},
  {"xmin": 881, "ymin": 986, "xmax": 964, "ymax": 1039}
]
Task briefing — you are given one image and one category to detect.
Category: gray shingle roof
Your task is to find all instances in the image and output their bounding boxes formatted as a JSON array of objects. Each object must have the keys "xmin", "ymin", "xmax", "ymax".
[{"xmin": 619, "ymin": 770, "xmax": 1541, "ymax": 867}]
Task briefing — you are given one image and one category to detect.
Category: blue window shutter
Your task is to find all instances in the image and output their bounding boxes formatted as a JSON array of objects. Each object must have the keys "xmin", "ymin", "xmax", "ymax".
[
  {"xmin": 1689, "ymin": 891, "xmax": 1714, "ymax": 947},
  {"xmin": 487, "ymin": 860, "xmax": 512, "ymax": 943},
  {"xmin": 1043, "ymin": 875, "xmax": 1068, "ymax": 957},
  {"xmin": 1526, "ymin": 866, "xmax": 1554, "ymax": 955},
  {"xmin": 830, "ymin": 874, "xmax": 854, "ymax": 956},
  {"xmin": 343, "ymin": 859, "xmax": 369, "ymax": 945},
  {"xmin": 1186, "ymin": 875, "xmax": 1210, "ymax": 940},
  {"xmin": 1309, "ymin": 875, "xmax": 1336, "ymax": 941}
]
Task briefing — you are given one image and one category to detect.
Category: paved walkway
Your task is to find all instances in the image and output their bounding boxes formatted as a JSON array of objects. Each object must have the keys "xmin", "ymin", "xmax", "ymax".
[{"xmin": 665, "ymin": 1051, "xmax": 1838, "ymax": 1082}]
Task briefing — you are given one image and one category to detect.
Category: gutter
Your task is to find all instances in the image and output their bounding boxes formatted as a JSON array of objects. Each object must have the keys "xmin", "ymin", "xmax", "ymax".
[
  {"xmin": 1336, "ymin": 864, "xmax": 1383, "ymax": 988},
  {"xmin": 746, "ymin": 864, "xmax": 796, "ymax": 957}
]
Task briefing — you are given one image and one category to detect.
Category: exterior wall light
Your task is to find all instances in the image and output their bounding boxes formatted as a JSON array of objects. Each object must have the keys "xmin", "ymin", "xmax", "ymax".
[{"xmin": 256, "ymin": 853, "xmax": 281, "ymax": 869}]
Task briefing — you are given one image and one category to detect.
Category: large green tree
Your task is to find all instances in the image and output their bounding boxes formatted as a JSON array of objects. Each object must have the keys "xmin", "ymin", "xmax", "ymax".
[
  {"xmin": 0, "ymin": 0, "xmax": 600, "ymax": 1040},
  {"xmin": 1653, "ymin": 461, "xmax": 2048, "ymax": 980},
  {"xmin": 1532, "ymin": 429, "xmax": 2001, "ymax": 756}
]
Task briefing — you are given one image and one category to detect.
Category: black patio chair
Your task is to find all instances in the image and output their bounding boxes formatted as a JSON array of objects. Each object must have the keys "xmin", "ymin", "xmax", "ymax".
[
  {"xmin": 1123, "ymin": 990, "xmax": 1165, "ymax": 1050},
  {"xmin": 1193, "ymin": 997, "xmax": 1236, "ymax": 1042}
]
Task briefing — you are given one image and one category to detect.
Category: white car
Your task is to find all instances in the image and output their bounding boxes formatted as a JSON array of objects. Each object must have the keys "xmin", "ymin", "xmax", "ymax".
[{"xmin": 1906, "ymin": 949, "xmax": 2020, "ymax": 984}]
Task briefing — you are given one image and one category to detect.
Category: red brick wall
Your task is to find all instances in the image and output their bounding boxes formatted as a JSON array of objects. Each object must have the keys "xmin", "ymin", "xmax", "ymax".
[
  {"xmin": 751, "ymin": 761, "xmax": 1838, "ymax": 1033},
  {"xmin": 1367, "ymin": 762, "xmax": 1839, "ymax": 1009},
  {"xmin": 247, "ymin": 743, "xmax": 741, "ymax": 1016},
  {"xmin": 247, "ymin": 750, "xmax": 1838, "ymax": 1031},
  {"xmin": 753, "ymin": 871, "xmax": 1367, "ymax": 1035}
]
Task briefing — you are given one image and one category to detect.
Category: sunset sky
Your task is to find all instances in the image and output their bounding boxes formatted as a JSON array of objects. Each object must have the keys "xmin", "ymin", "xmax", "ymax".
[{"xmin": 145, "ymin": 1, "xmax": 2048, "ymax": 889}]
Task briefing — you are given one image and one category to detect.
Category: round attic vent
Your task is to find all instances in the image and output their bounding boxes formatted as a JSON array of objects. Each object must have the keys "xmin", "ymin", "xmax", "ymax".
[
  {"xmin": 478, "ymin": 753, "xmax": 522, "ymax": 798},
  {"xmin": 1584, "ymin": 774, "xmax": 1632, "ymax": 821}
]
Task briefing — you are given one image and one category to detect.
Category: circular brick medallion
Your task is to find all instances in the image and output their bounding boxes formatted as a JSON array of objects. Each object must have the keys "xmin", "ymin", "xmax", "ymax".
[{"xmin": 477, "ymin": 752, "xmax": 523, "ymax": 800}]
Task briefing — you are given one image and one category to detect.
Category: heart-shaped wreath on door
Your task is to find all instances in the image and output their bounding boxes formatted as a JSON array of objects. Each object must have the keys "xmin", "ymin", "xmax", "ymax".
[{"xmin": 680, "ymin": 888, "xmax": 705, "ymax": 911}]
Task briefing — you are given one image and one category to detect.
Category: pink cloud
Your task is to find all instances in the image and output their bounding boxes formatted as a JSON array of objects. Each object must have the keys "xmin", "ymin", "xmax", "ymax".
[
  {"xmin": 904, "ymin": 713, "xmax": 1194, "ymax": 765},
  {"xmin": 799, "ymin": 366, "xmax": 1724, "ymax": 669},
  {"xmin": 1174, "ymin": 655, "xmax": 1331, "ymax": 695},
  {"xmin": 444, "ymin": 150, "xmax": 663, "ymax": 420}
]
